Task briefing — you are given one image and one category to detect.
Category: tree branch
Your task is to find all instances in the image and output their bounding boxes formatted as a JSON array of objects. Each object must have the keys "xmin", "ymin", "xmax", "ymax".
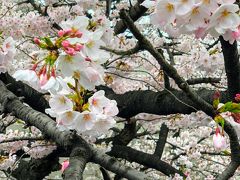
[
  {"xmin": 186, "ymin": 77, "xmax": 221, "ymax": 85},
  {"xmin": 108, "ymin": 145, "xmax": 186, "ymax": 177},
  {"xmin": 220, "ymin": 36, "xmax": 240, "ymax": 99},
  {"xmin": 91, "ymin": 148, "xmax": 149, "ymax": 180},
  {"xmin": 11, "ymin": 150, "xmax": 61, "ymax": 180},
  {"xmin": 154, "ymin": 123, "xmax": 168, "ymax": 158},
  {"xmin": 114, "ymin": 0, "xmax": 147, "ymax": 35},
  {"xmin": 63, "ymin": 145, "xmax": 91, "ymax": 180},
  {"xmin": 100, "ymin": 43, "xmax": 141, "ymax": 56},
  {"xmin": 119, "ymin": 9, "xmax": 214, "ymax": 116}
]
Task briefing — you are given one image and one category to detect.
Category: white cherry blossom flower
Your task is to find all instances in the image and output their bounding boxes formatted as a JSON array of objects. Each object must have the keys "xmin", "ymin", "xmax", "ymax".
[
  {"xmin": 41, "ymin": 76, "xmax": 64, "ymax": 94},
  {"xmin": 88, "ymin": 90, "xmax": 109, "ymax": 114},
  {"xmin": 57, "ymin": 110, "xmax": 80, "ymax": 129},
  {"xmin": 60, "ymin": 16, "xmax": 89, "ymax": 31},
  {"xmin": 175, "ymin": 0, "xmax": 195, "ymax": 16},
  {"xmin": 151, "ymin": 0, "xmax": 176, "ymax": 26},
  {"xmin": 13, "ymin": 69, "xmax": 39, "ymax": 89},
  {"xmin": 75, "ymin": 111, "xmax": 96, "ymax": 132},
  {"xmin": 85, "ymin": 115, "xmax": 116, "ymax": 136},
  {"xmin": 48, "ymin": 94, "xmax": 73, "ymax": 113},
  {"xmin": 209, "ymin": 4, "xmax": 240, "ymax": 35},
  {"xmin": 56, "ymin": 53, "xmax": 87, "ymax": 77}
]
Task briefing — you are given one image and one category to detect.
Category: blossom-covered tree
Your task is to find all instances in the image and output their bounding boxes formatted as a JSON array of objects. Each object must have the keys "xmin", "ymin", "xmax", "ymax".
[{"xmin": 0, "ymin": 0, "xmax": 240, "ymax": 179}]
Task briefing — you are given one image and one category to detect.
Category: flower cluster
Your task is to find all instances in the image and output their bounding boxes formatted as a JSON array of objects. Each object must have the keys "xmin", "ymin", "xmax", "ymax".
[
  {"xmin": 0, "ymin": 36, "xmax": 16, "ymax": 73},
  {"xmin": 13, "ymin": 15, "xmax": 111, "ymax": 93},
  {"xmin": 145, "ymin": 0, "xmax": 240, "ymax": 43},
  {"xmin": 12, "ymin": 15, "xmax": 118, "ymax": 138},
  {"xmin": 45, "ymin": 90, "xmax": 118, "ymax": 137}
]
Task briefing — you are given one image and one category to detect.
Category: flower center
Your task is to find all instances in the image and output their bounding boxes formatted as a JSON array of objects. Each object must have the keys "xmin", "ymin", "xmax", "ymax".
[
  {"xmin": 83, "ymin": 114, "xmax": 91, "ymax": 121},
  {"xmin": 166, "ymin": 3, "xmax": 174, "ymax": 12}
]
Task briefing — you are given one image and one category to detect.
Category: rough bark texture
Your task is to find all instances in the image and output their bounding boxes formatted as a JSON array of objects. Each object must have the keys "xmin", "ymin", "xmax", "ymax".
[
  {"xmin": 109, "ymin": 145, "xmax": 186, "ymax": 177},
  {"xmin": 114, "ymin": 0, "xmax": 147, "ymax": 35},
  {"xmin": 100, "ymin": 86, "xmax": 228, "ymax": 118},
  {"xmin": 11, "ymin": 151, "xmax": 61, "ymax": 180},
  {"xmin": 220, "ymin": 36, "xmax": 240, "ymax": 99},
  {"xmin": 154, "ymin": 123, "xmax": 169, "ymax": 158}
]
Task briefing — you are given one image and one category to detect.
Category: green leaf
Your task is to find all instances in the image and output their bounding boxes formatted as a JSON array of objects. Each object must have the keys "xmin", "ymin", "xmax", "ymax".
[
  {"xmin": 222, "ymin": 150, "xmax": 231, "ymax": 155},
  {"xmin": 43, "ymin": 37, "xmax": 54, "ymax": 48},
  {"xmin": 218, "ymin": 102, "xmax": 240, "ymax": 113},
  {"xmin": 214, "ymin": 115, "xmax": 225, "ymax": 129},
  {"xmin": 213, "ymin": 99, "xmax": 219, "ymax": 109}
]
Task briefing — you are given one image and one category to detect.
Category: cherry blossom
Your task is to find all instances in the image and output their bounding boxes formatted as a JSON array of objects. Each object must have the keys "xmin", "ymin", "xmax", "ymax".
[{"xmin": 213, "ymin": 127, "xmax": 227, "ymax": 150}]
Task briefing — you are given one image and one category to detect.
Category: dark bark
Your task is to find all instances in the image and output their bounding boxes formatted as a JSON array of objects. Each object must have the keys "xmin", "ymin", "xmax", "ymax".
[
  {"xmin": 11, "ymin": 151, "xmax": 61, "ymax": 180},
  {"xmin": 109, "ymin": 145, "xmax": 186, "ymax": 177},
  {"xmin": 100, "ymin": 86, "xmax": 228, "ymax": 118},
  {"xmin": 220, "ymin": 37, "xmax": 240, "ymax": 99},
  {"xmin": 112, "ymin": 120, "xmax": 136, "ymax": 146},
  {"xmin": 0, "ymin": 73, "xmax": 49, "ymax": 113},
  {"xmin": 63, "ymin": 144, "xmax": 91, "ymax": 180},
  {"xmin": 216, "ymin": 161, "xmax": 239, "ymax": 180},
  {"xmin": 114, "ymin": 0, "xmax": 147, "ymax": 35},
  {"xmin": 154, "ymin": 123, "xmax": 169, "ymax": 158}
]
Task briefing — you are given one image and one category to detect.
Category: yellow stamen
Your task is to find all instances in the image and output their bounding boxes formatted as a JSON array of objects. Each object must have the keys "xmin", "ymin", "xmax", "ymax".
[
  {"xmin": 192, "ymin": 7, "xmax": 199, "ymax": 15},
  {"xmin": 166, "ymin": 3, "xmax": 174, "ymax": 12},
  {"xmin": 59, "ymin": 96, "xmax": 66, "ymax": 104},
  {"xmin": 221, "ymin": 9, "xmax": 230, "ymax": 17},
  {"xmin": 83, "ymin": 114, "xmax": 91, "ymax": 121}
]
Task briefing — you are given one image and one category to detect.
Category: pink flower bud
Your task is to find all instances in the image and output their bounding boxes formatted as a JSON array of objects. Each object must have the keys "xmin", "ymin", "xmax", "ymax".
[
  {"xmin": 235, "ymin": 93, "xmax": 240, "ymax": 102},
  {"xmin": 232, "ymin": 26, "xmax": 240, "ymax": 39},
  {"xmin": 74, "ymin": 43, "xmax": 83, "ymax": 51},
  {"xmin": 213, "ymin": 128, "xmax": 226, "ymax": 150},
  {"xmin": 58, "ymin": 30, "xmax": 65, "ymax": 37},
  {"xmin": 65, "ymin": 47, "xmax": 76, "ymax": 56},
  {"xmin": 61, "ymin": 160, "xmax": 69, "ymax": 172},
  {"xmin": 34, "ymin": 38, "xmax": 41, "ymax": 45},
  {"xmin": 51, "ymin": 68, "xmax": 56, "ymax": 78},
  {"xmin": 61, "ymin": 40, "xmax": 70, "ymax": 48},
  {"xmin": 65, "ymin": 29, "xmax": 72, "ymax": 35},
  {"xmin": 31, "ymin": 64, "xmax": 38, "ymax": 71},
  {"xmin": 75, "ymin": 30, "xmax": 83, "ymax": 38},
  {"xmin": 39, "ymin": 73, "xmax": 48, "ymax": 86}
]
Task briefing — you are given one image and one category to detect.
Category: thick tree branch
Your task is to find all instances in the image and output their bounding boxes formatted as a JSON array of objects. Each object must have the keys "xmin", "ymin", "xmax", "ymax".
[
  {"xmin": 186, "ymin": 77, "xmax": 221, "ymax": 85},
  {"xmin": 63, "ymin": 145, "xmax": 91, "ymax": 180},
  {"xmin": 100, "ymin": 167, "xmax": 112, "ymax": 180},
  {"xmin": 100, "ymin": 86, "xmax": 227, "ymax": 118},
  {"xmin": 114, "ymin": 0, "xmax": 147, "ymax": 35},
  {"xmin": 217, "ymin": 161, "xmax": 239, "ymax": 180},
  {"xmin": 91, "ymin": 148, "xmax": 149, "ymax": 180},
  {"xmin": 11, "ymin": 150, "xmax": 61, "ymax": 180},
  {"xmin": 154, "ymin": 123, "xmax": 168, "ymax": 158},
  {"xmin": 220, "ymin": 36, "xmax": 240, "ymax": 99},
  {"xmin": 108, "ymin": 145, "xmax": 186, "ymax": 177},
  {"xmin": 0, "ymin": 73, "xmax": 49, "ymax": 113}
]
